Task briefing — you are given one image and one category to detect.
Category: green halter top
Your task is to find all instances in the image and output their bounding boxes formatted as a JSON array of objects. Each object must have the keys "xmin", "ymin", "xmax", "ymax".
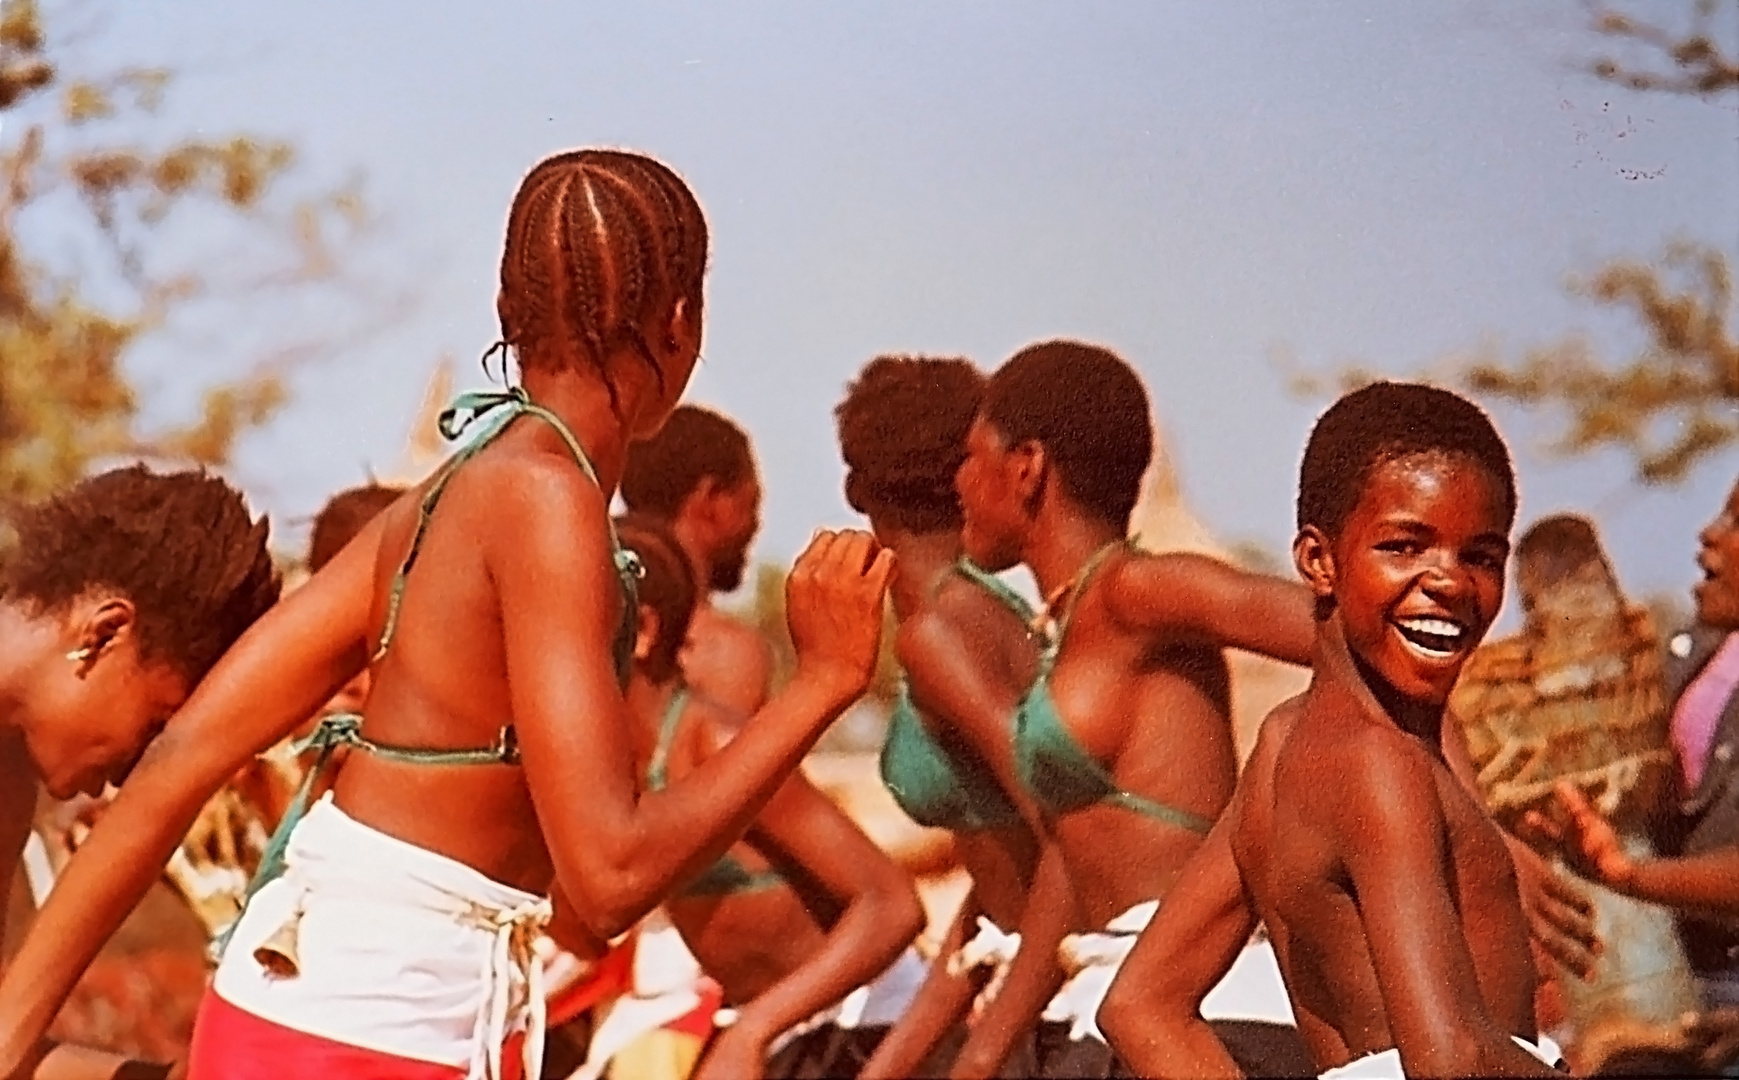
[
  {"xmin": 215, "ymin": 388, "xmax": 641, "ymax": 959},
  {"xmin": 647, "ymin": 685, "xmax": 786, "ymax": 897},
  {"xmin": 1013, "ymin": 541, "xmax": 1213, "ymax": 836},
  {"xmin": 879, "ymin": 559, "xmax": 1035, "ymax": 832}
]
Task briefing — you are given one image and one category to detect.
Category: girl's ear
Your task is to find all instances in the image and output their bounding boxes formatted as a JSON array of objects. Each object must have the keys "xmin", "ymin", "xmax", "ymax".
[{"xmin": 1293, "ymin": 526, "xmax": 1337, "ymax": 617}]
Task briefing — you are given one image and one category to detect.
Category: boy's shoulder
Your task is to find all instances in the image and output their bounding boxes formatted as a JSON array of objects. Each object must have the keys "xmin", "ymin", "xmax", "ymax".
[{"xmin": 1278, "ymin": 692, "xmax": 1453, "ymax": 839}]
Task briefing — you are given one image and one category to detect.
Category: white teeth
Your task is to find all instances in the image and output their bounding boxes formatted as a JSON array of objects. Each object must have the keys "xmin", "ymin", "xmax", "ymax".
[{"xmin": 1396, "ymin": 617, "xmax": 1464, "ymax": 639}]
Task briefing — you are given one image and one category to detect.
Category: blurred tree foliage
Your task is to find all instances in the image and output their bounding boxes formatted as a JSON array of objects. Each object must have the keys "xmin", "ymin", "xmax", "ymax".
[
  {"xmin": 0, "ymin": 0, "xmax": 370, "ymax": 523},
  {"xmin": 1588, "ymin": 0, "xmax": 1739, "ymax": 96},
  {"xmin": 1292, "ymin": 1, "xmax": 1738, "ymax": 486}
]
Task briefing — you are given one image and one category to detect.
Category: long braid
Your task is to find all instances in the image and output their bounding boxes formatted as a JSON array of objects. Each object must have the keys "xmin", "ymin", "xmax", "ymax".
[{"xmin": 498, "ymin": 149, "xmax": 708, "ymax": 405}]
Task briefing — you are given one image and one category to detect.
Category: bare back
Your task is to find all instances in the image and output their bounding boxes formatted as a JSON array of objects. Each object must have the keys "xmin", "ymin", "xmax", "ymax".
[
  {"xmin": 1231, "ymin": 673, "xmax": 1537, "ymax": 1065},
  {"xmin": 331, "ymin": 420, "xmax": 619, "ymax": 894}
]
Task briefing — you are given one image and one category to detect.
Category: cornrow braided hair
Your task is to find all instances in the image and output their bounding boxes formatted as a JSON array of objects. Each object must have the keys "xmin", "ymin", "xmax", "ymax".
[
  {"xmin": 0, "ymin": 465, "xmax": 281, "ymax": 685},
  {"xmin": 499, "ymin": 149, "xmax": 709, "ymax": 408}
]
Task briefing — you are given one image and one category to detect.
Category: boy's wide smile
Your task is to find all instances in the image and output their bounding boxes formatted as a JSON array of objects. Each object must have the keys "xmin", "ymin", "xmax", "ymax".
[
  {"xmin": 1331, "ymin": 452, "xmax": 1511, "ymax": 705},
  {"xmin": 1390, "ymin": 613, "xmax": 1470, "ymax": 660}
]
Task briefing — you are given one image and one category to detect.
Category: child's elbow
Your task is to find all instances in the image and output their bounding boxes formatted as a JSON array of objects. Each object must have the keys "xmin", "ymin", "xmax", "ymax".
[
  {"xmin": 890, "ymin": 882, "xmax": 926, "ymax": 944},
  {"xmin": 563, "ymin": 864, "xmax": 658, "ymax": 942},
  {"xmin": 1097, "ymin": 976, "xmax": 1151, "ymax": 1050}
]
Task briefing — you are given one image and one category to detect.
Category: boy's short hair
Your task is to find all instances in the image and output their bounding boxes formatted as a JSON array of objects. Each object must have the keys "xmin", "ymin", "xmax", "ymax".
[
  {"xmin": 308, "ymin": 483, "xmax": 406, "ymax": 572},
  {"xmin": 1297, "ymin": 382, "xmax": 1517, "ymax": 538}
]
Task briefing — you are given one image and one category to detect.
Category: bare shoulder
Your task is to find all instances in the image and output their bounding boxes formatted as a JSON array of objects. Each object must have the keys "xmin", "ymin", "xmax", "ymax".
[
  {"xmin": 1102, "ymin": 550, "xmax": 1237, "ymax": 624},
  {"xmin": 457, "ymin": 443, "xmax": 615, "ymax": 567},
  {"xmin": 1281, "ymin": 709, "xmax": 1449, "ymax": 851}
]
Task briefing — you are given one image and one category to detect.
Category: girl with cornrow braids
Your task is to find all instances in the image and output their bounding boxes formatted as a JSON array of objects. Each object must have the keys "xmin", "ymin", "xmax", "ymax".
[{"xmin": 0, "ymin": 149, "xmax": 893, "ymax": 1080}]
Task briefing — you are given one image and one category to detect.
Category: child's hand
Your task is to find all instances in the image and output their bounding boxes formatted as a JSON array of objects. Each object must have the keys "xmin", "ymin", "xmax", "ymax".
[
  {"xmin": 784, "ymin": 530, "xmax": 894, "ymax": 701},
  {"xmin": 1511, "ymin": 849, "xmax": 1600, "ymax": 981},
  {"xmin": 1523, "ymin": 781, "xmax": 1635, "ymax": 891}
]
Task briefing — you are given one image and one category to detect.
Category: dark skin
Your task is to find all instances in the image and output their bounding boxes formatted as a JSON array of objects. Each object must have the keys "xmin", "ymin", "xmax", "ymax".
[
  {"xmin": 671, "ymin": 471, "xmax": 775, "ymax": 720},
  {"xmin": 1528, "ymin": 480, "xmax": 1739, "ymax": 931},
  {"xmin": 853, "ymin": 526, "xmax": 1056, "ymax": 1080},
  {"xmin": 0, "ymin": 595, "xmax": 191, "ymax": 1080},
  {"xmin": 944, "ymin": 415, "xmax": 1318, "ymax": 1077},
  {"xmin": 0, "ymin": 321, "xmax": 895, "ymax": 1073},
  {"xmin": 1107, "ymin": 453, "xmax": 1556, "ymax": 1079},
  {"xmin": 620, "ymin": 669, "xmax": 923, "ymax": 1080}
]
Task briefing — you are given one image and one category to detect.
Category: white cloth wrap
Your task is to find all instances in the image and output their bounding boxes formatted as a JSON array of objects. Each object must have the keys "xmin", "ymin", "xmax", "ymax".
[
  {"xmin": 1317, "ymin": 1035, "xmax": 1563, "ymax": 1078},
  {"xmin": 1200, "ymin": 935, "xmax": 1297, "ymax": 1027},
  {"xmin": 571, "ymin": 912, "xmax": 706, "ymax": 1080},
  {"xmin": 1044, "ymin": 902, "xmax": 1300, "ymax": 1043},
  {"xmin": 947, "ymin": 917, "xmax": 1024, "ymax": 1018},
  {"xmin": 1044, "ymin": 900, "xmax": 1160, "ymax": 1042},
  {"xmin": 212, "ymin": 796, "xmax": 551, "ymax": 1080}
]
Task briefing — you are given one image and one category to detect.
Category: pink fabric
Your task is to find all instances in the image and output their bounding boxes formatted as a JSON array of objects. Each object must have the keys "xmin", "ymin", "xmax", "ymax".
[{"xmin": 1672, "ymin": 632, "xmax": 1739, "ymax": 792}]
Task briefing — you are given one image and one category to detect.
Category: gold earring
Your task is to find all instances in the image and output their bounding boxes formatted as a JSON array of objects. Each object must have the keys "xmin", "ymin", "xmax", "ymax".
[{"xmin": 66, "ymin": 647, "xmax": 93, "ymax": 663}]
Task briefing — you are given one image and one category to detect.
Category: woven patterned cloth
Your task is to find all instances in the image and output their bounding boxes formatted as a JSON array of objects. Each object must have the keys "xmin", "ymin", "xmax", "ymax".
[{"xmin": 1451, "ymin": 605, "xmax": 1673, "ymax": 832}]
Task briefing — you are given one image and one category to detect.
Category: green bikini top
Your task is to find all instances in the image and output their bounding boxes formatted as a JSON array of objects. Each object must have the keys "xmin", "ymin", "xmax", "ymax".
[
  {"xmin": 648, "ymin": 685, "xmax": 787, "ymax": 898},
  {"xmin": 1013, "ymin": 541, "xmax": 1213, "ymax": 836},
  {"xmin": 879, "ymin": 559, "xmax": 1035, "ymax": 832},
  {"xmin": 216, "ymin": 388, "xmax": 641, "ymax": 961}
]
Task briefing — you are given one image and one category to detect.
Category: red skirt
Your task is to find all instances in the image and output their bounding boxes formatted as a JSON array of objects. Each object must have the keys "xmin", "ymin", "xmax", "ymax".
[{"xmin": 187, "ymin": 990, "xmax": 524, "ymax": 1080}]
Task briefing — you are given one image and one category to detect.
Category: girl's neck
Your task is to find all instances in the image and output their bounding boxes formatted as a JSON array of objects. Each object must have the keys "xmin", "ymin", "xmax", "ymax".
[
  {"xmin": 517, "ymin": 366, "xmax": 641, "ymax": 493},
  {"xmin": 882, "ymin": 529, "xmax": 965, "ymax": 621},
  {"xmin": 1022, "ymin": 503, "xmax": 1123, "ymax": 603}
]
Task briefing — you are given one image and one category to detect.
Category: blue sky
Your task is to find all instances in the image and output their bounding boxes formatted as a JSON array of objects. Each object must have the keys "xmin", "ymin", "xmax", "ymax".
[{"xmin": 32, "ymin": 1, "xmax": 1739, "ymax": 626}]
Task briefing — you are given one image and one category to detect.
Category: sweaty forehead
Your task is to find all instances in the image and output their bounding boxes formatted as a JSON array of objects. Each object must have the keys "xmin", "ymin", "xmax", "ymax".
[{"xmin": 1351, "ymin": 451, "xmax": 1510, "ymax": 533}]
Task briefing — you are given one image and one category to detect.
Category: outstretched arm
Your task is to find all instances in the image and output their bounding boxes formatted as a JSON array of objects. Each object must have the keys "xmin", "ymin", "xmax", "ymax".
[
  {"xmin": 695, "ymin": 752, "xmax": 924, "ymax": 1080},
  {"xmin": 501, "ymin": 461, "xmax": 891, "ymax": 941},
  {"xmin": 1105, "ymin": 553, "xmax": 1315, "ymax": 666},
  {"xmin": 1333, "ymin": 745, "xmax": 1557, "ymax": 1078},
  {"xmin": 1540, "ymin": 783, "xmax": 1739, "ymax": 921},
  {"xmin": 0, "ymin": 512, "xmax": 383, "ymax": 1070},
  {"xmin": 1099, "ymin": 814, "xmax": 1257, "ymax": 1079}
]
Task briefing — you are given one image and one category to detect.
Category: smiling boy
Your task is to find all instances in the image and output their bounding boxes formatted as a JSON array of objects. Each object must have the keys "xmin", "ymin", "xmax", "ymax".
[{"xmin": 1104, "ymin": 383, "xmax": 1566, "ymax": 1079}]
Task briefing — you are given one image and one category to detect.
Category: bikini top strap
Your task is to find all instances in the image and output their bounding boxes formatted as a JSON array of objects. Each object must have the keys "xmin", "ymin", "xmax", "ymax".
[
  {"xmin": 953, "ymin": 557, "xmax": 1039, "ymax": 625},
  {"xmin": 646, "ymin": 685, "xmax": 690, "ymax": 791},
  {"xmin": 373, "ymin": 388, "xmax": 643, "ymax": 663},
  {"xmin": 1041, "ymin": 539, "xmax": 1128, "ymax": 671}
]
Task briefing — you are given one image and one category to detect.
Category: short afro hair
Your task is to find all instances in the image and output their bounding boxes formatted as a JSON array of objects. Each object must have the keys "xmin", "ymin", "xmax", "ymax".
[
  {"xmin": 0, "ymin": 465, "xmax": 281, "ymax": 685},
  {"xmin": 982, "ymin": 340, "xmax": 1152, "ymax": 531},
  {"xmin": 620, "ymin": 405, "xmax": 754, "ymax": 518},
  {"xmin": 1515, "ymin": 514, "xmax": 1614, "ymax": 591},
  {"xmin": 1297, "ymin": 382, "xmax": 1517, "ymax": 538},
  {"xmin": 615, "ymin": 512, "xmax": 698, "ymax": 684},
  {"xmin": 308, "ymin": 483, "xmax": 406, "ymax": 573},
  {"xmin": 835, "ymin": 355, "xmax": 985, "ymax": 534}
]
